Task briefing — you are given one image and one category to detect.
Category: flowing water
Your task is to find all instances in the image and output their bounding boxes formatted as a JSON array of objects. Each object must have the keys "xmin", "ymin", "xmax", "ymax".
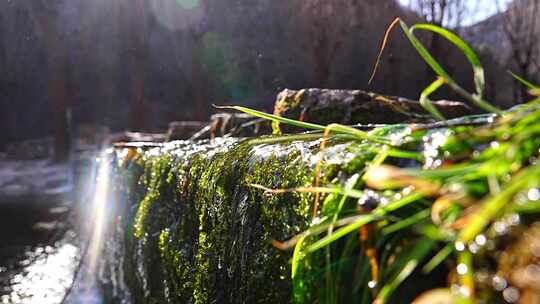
[{"xmin": 0, "ymin": 155, "xmax": 104, "ymax": 303}]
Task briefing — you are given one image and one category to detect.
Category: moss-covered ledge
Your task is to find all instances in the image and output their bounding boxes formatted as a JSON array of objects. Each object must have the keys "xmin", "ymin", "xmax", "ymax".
[
  {"xmin": 100, "ymin": 137, "xmax": 367, "ymax": 304},
  {"xmin": 96, "ymin": 103, "xmax": 540, "ymax": 304}
]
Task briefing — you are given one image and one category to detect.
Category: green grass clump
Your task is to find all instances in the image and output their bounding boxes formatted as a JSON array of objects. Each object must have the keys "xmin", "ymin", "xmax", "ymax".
[{"xmin": 229, "ymin": 20, "xmax": 540, "ymax": 303}]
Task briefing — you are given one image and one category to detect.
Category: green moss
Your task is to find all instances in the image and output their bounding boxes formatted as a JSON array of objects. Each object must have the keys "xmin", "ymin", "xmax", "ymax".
[
  {"xmin": 132, "ymin": 155, "xmax": 174, "ymax": 239},
  {"xmin": 103, "ymin": 105, "xmax": 540, "ymax": 304},
  {"xmin": 122, "ymin": 153, "xmax": 180, "ymax": 303},
  {"xmin": 107, "ymin": 138, "xmax": 362, "ymax": 303}
]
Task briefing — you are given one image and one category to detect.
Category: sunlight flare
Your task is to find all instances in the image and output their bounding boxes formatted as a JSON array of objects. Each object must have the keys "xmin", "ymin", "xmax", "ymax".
[{"xmin": 87, "ymin": 154, "xmax": 111, "ymax": 274}]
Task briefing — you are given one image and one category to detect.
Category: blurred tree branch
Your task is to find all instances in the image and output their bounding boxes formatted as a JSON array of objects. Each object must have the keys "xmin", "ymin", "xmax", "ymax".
[
  {"xmin": 407, "ymin": 0, "xmax": 466, "ymax": 28},
  {"xmin": 498, "ymin": 0, "xmax": 539, "ymax": 102}
]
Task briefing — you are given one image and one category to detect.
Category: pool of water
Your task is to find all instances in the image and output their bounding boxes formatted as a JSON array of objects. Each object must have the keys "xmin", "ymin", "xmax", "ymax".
[{"xmin": 0, "ymin": 193, "xmax": 104, "ymax": 304}]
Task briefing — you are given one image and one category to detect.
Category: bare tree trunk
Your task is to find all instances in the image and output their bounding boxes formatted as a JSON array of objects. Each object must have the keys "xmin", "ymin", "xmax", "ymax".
[
  {"xmin": 312, "ymin": 37, "xmax": 333, "ymax": 87},
  {"xmin": 190, "ymin": 49, "xmax": 207, "ymax": 120},
  {"xmin": 189, "ymin": 0, "xmax": 210, "ymax": 121},
  {"xmin": 130, "ymin": 0, "xmax": 150, "ymax": 131},
  {"xmin": 501, "ymin": 0, "xmax": 539, "ymax": 102},
  {"xmin": 29, "ymin": 2, "xmax": 71, "ymax": 162},
  {"xmin": 50, "ymin": 59, "xmax": 70, "ymax": 162},
  {"xmin": 299, "ymin": 0, "xmax": 356, "ymax": 87}
]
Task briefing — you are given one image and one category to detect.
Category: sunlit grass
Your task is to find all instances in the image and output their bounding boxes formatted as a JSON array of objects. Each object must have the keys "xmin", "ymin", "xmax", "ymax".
[{"xmin": 226, "ymin": 19, "xmax": 540, "ymax": 303}]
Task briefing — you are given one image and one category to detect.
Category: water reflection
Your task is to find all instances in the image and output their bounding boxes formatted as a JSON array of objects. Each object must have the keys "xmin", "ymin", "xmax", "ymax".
[
  {"xmin": 0, "ymin": 151, "xmax": 110, "ymax": 303},
  {"xmin": 0, "ymin": 233, "xmax": 106, "ymax": 304},
  {"xmin": 1, "ymin": 238, "xmax": 78, "ymax": 304}
]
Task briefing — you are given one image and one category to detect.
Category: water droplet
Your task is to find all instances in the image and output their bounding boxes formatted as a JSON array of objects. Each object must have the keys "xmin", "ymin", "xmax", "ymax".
[
  {"xmin": 492, "ymin": 275, "xmax": 507, "ymax": 291},
  {"xmin": 12, "ymin": 274, "xmax": 23, "ymax": 284},
  {"xmin": 528, "ymin": 188, "xmax": 540, "ymax": 201},
  {"xmin": 422, "ymin": 130, "xmax": 450, "ymax": 169},
  {"xmin": 448, "ymin": 182, "xmax": 462, "ymax": 192},
  {"xmin": 490, "ymin": 141, "xmax": 500, "ymax": 150},
  {"xmin": 358, "ymin": 190, "xmax": 381, "ymax": 210},
  {"xmin": 402, "ymin": 186, "xmax": 414, "ymax": 195},
  {"xmin": 494, "ymin": 221, "xmax": 508, "ymax": 234},
  {"xmin": 503, "ymin": 286, "xmax": 520, "ymax": 303},
  {"xmin": 475, "ymin": 234, "xmax": 487, "ymax": 246},
  {"xmin": 468, "ymin": 242, "xmax": 479, "ymax": 254},
  {"xmin": 507, "ymin": 213, "xmax": 520, "ymax": 226},
  {"xmin": 516, "ymin": 191, "xmax": 529, "ymax": 205},
  {"xmin": 455, "ymin": 241, "xmax": 465, "ymax": 251},
  {"xmin": 368, "ymin": 280, "xmax": 377, "ymax": 289},
  {"xmin": 457, "ymin": 263, "xmax": 468, "ymax": 275}
]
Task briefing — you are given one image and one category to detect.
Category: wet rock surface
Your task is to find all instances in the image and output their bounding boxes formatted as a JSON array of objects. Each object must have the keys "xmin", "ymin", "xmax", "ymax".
[
  {"xmin": 95, "ymin": 105, "xmax": 540, "ymax": 304},
  {"xmin": 95, "ymin": 137, "xmax": 376, "ymax": 303}
]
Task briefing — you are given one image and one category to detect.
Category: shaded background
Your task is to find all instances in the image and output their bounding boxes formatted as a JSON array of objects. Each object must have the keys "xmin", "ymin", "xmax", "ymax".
[{"xmin": 0, "ymin": 0, "xmax": 538, "ymax": 154}]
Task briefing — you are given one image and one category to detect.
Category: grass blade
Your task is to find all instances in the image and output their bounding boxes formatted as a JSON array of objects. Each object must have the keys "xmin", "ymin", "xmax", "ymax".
[
  {"xmin": 272, "ymin": 214, "xmax": 369, "ymax": 250},
  {"xmin": 369, "ymin": 17, "xmax": 401, "ymax": 84},
  {"xmin": 399, "ymin": 20, "xmax": 451, "ymax": 81},
  {"xmin": 307, "ymin": 193, "xmax": 423, "ymax": 253},
  {"xmin": 215, "ymin": 105, "xmax": 326, "ymax": 131},
  {"xmin": 292, "ymin": 236, "xmax": 306, "ymax": 279},
  {"xmin": 422, "ymin": 243, "xmax": 453, "ymax": 273},
  {"xmin": 375, "ymin": 238, "xmax": 436, "ymax": 303},
  {"xmin": 217, "ymin": 105, "xmax": 390, "ymax": 144},
  {"xmin": 420, "ymin": 77, "xmax": 446, "ymax": 120},
  {"xmin": 381, "ymin": 209, "xmax": 430, "ymax": 235},
  {"xmin": 306, "ymin": 214, "xmax": 377, "ymax": 253},
  {"xmin": 411, "ymin": 24, "xmax": 485, "ymax": 99},
  {"xmin": 250, "ymin": 183, "xmax": 365, "ymax": 199},
  {"xmin": 509, "ymin": 71, "xmax": 539, "ymax": 90},
  {"xmin": 399, "ymin": 20, "xmax": 501, "ymax": 114}
]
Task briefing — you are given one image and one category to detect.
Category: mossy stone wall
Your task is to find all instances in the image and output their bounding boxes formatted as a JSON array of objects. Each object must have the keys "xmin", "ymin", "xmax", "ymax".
[{"xmin": 101, "ymin": 138, "xmax": 359, "ymax": 303}]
